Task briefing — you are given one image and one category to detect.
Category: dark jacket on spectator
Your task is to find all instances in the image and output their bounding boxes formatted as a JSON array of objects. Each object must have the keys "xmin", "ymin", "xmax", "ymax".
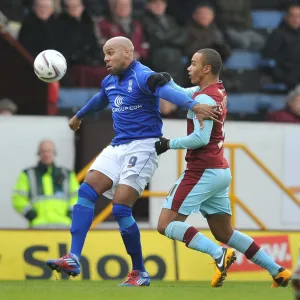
[
  {"xmin": 166, "ymin": 0, "xmax": 203, "ymax": 26},
  {"xmin": 18, "ymin": 13, "xmax": 58, "ymax": 57},
  {"xmin": 265, "ymin": 106, "xmax": 300, "ymax": 123},
  {"xmin": 185, "ymin": 19, "xmax": 231, "ymax": 61},
  {"xmin": 263, "ymin": 20, "xmax": 300, "ymax": 88},
  {"xmin": 57, "ymin": 9, "xmax": 102, "ymax": 66},
  {"xmin": 0, "ymin": 0, "xmax": 23, "ymax": 21},
  {"xmin": 97, "ymin": 16, "xmax": 148, "ymax": 62},
  {"xmin": 141, "ymin": 9, "xmax": 187, "ymax": 84},
  {"xmin": 82, "ymin": 0, "xmax": 107, "ymax": 16},
  {"xmin": 214, "ymin": 0, "xmax": 252, "ymax": 30}
]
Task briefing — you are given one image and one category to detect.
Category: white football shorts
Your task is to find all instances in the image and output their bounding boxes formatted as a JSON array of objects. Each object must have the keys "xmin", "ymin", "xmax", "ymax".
[{"xmin": 88, "ymin": 138, "xmax": 159, "ymax": 199}]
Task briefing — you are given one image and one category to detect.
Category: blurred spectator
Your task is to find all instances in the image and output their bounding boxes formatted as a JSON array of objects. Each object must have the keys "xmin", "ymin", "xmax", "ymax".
[
  {"xmin": 185, "ymin": 4, "xmax": 231, "ymax": 62},
  {"xmin": 279, "ymin": 0, "xmax": 300, "ymax": 9},
  {"xmin": 18, "ymin": 0, "xmax": 58, "ymax": 57},
  {"xmin": 12, "ymin": 140, "xmax": 79, "ymax": 228},
  {"xmin": 141, "ymin": 0, "xmax": 186, "ymax": 84},
  {"xmin": 265, "ymin": 85, "xmax": 300, "ymax": 123},
  {"xmin": 81, "ymin": 0, "xmax": 108, "ymax": 16},
  {"xmin": 0, "ymin": 0, "xmax": 23, "ymax": 38},
  {"xmin": 24, "ymin": 0, "xmax": 62, "ymax": 13},
  {"xmin": 96, "ymin": 0, "xmax": 149, "ymax": 62},
  {"xmin": 263, "ymin": 4, "xmax": 300, "ymax": 89},
  {"xmin": 166, "ymin": 0, "xmax": 204, "ymax": 26},
  {"xmin": 57, "ymin": 0, "xmax": 102, "ymax": 66},
  {"xmin": 215, "ymin": 0, "xmax": 265, "ymax": 51},
  {"xmin": 0, "ymin": 0, "xmax": 23, "ymax": 22},
  {"xmin": 0, "ymin": 98, "xmax": 18, "ymax": 116}
]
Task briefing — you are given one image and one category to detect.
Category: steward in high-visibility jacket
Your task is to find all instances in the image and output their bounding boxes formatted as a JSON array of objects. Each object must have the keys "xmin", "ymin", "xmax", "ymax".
[{"xmin": 12, "ymin": 140, "xmax": 79, "ymax": 228}]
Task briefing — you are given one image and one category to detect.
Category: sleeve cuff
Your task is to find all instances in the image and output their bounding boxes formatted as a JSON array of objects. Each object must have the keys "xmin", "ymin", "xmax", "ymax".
[
  {"xmin": 76, "ymin": 110, "xmax": 84, "ymax": 119},
  {"xmin": 169, "ymin": 139, "xmax": 175, "ymax": 149},
  {"xmin": 187, "ymin": 100, "xmax": 198, "ymax": 110}
]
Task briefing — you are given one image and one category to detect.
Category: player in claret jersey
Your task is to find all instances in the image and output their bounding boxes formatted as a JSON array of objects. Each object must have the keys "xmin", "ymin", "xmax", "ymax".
[{"xmin": 155, "ymin": 48, "xmax": 291, "ymax": 288}]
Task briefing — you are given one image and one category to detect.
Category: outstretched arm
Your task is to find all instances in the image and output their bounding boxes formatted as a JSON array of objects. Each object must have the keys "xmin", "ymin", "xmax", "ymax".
[
  {"xmin": 170, "ymin": 118, "xmax": 213, "ymax": 149},
  {"xmin": 171, "ymin": 95, "xmax": 215, "ymax": 149},
  {"xmin": 141, "ymin": 72, "xmax": 221, "ymax": 126},
  {"xmin": 155, "ymin": 95, "xmax": 215, "ymax": 154},
  {"xmin": 76, "ymin": 90, "xmax": 109, "ymax": 119},
  {"xmin": 158, "ymin": 84, "xmax": 199, "ymax": 110},
  {"xmin": 69, "ymin": 87, "xmax": 109, "ymax": 131},
  {"xmin": 168, "ymin": 79, "xmax": 199, "ymax": 98}
]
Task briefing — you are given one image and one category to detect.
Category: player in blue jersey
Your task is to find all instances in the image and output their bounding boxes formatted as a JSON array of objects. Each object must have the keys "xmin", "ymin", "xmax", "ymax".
[{"xmin": 46, "ymin": 36, "xmax": 219, "ymax": 286}]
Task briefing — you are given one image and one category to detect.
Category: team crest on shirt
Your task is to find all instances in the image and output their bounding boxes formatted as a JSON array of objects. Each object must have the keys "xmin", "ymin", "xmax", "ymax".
[{"xmin": 128, "ymin": 80, "xmax": 133, "ymax": 92}]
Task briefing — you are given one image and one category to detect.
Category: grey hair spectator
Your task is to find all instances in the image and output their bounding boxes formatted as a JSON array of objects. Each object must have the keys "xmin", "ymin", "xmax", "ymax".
[
  {"xmin": 265, "ymin": 85, "xmax": 300, "ymax": 123},
  {"xmin": 0, "ymin": 98, "xmax": 18, "ymax": 115}
]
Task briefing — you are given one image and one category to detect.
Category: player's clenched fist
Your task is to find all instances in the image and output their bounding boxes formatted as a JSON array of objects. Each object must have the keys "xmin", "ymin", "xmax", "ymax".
[
  {"xmin": 155, "ymin": 137, "xmax": 170, "ymax": 155},
  {"xmin": 69, "ymin": 115, "xmax": 81, "ymax": 131}
]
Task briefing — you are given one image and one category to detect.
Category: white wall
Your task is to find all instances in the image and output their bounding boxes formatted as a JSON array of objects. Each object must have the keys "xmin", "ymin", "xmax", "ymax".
[
  {"xmin": 1, "ymin": 117, "xmax": 300, "ymax": 230},
  {"xmin": 0, "ymin": 116, "xmax": 75, "ymax": 228},
  {"xmin": 150, "ymin": 121, "xmax": 300, "ymax": 230}
]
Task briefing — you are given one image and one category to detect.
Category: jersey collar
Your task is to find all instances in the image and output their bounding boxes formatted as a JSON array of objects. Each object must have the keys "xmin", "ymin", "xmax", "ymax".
[{"xmin": 118, "ymin": 60, "xmax": 137, "ymax": 81}]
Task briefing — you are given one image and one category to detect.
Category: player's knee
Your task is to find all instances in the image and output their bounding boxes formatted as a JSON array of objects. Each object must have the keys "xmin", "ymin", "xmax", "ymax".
[
  {"xmin": 112, "ymin": 203, "xmax": 132, "ymax": 221},
  {"xmin": 84, "ymin": 170, "xmax": 112, "ymax": 195},
  {"xmin": 78, "ymin": 182, "xmax": 98, "ymax": 203}
]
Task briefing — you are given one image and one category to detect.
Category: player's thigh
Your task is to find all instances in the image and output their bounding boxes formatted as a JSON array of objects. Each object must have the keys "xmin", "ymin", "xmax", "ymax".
[
  {"xmin": 112, "ymin": 184, "xmax": 140, "ymax": 207},
  {"xmin": 200, "ymin": 169, "xmax": 234, "ymax": 243},
  {"xmin": 85, "ymin": 145, "xmax": 119, "ymax": 195},
  {"xmin": 157, "ymin": 208, "xmax": 187, "ymax": 235},
  {"xmin": 199, "ymin": 168, "xmax": 232, "ymax": 218},
  {"xmin": 84, "ymin": 171, "xmax": 113, "ymax": 196},
  {"xmin": 163, "ymin": 169, "xmax": 214, "ymax": 216},
  {"xmin": 117, "ymin": 138, "xmax": 159, "ymax": 202}
]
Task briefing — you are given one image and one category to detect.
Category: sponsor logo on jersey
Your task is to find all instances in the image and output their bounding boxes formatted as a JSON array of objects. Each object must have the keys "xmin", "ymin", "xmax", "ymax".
[
  {"xmin": 114, "ymin": 95, "xmax": 124, "ymax": 107},
  {"xmin": 112, "ymin": 105, "xmax": 143, "ymax": 113},
  {"xmin": 112, "ymin": 95, "xmax": 143, "ymax": 113}
]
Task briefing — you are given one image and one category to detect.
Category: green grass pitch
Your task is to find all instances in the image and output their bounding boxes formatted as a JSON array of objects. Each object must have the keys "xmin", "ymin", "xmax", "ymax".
[{"xmin": 0, "ymin": 281, "xmax": 295, "ymax": 300}]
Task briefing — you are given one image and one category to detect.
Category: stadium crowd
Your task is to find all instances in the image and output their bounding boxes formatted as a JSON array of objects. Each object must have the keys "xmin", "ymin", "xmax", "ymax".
[{"xmin": 1, "ymin": 0, "xmax": 300, "ymax": 122}]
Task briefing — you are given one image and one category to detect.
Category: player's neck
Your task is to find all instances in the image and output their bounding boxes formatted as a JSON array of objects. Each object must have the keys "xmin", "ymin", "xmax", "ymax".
[
  {"xmin": 199, "ymin": 76, "xmax": 219, "ymax": 91},
  {"xmin": 123, "ymin": 58, "xmax": 134, "ymax": 70}
]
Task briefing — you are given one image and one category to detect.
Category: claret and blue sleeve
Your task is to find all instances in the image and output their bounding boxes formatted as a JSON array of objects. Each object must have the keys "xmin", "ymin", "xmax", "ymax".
[{"xmin": 169, "ymin": 94, "xmax": 216, "ymax": 150}]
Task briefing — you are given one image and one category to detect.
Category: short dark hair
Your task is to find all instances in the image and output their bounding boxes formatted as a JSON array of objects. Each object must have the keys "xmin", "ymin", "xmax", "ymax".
[
  {"xmin": 197, "ymin": 48, "xmax": 222, "ymax": 75},
  {"xmin": 286, "ymin": 4, "xmax": 300, "ymax": 13}
]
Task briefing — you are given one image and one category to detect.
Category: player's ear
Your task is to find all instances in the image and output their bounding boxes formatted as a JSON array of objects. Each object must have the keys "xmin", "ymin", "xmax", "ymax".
[
  {"xmin": 204, "ymin": 64, "xmax": 211, "ymax": 74},
  {"xmin": 124, "ymin": 48, "xmax": 131, "ymax": 59}
]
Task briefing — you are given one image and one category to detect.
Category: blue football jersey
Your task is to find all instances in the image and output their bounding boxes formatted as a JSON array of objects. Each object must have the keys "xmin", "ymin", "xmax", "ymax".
[{"xmin": 100, "ymin": 60, "xmax": 162, "ymax": 145}]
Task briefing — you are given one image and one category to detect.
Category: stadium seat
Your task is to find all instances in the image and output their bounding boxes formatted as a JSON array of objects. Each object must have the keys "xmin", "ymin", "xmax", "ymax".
[
  {"xmin": 225, "ymin": 51, "xmax": 261, "ymax": 70},
  {"xmin": 262, "ymin": 82, "xmax": 288, "ymax": 93},
  {"xmin": 58, "ymin": 89, "xmax": 286, "ymax": 115},
  {"xmin": 227, "ymin": 93, "xmax": 285, "ymax": 114},
  {"xmin": 251, "ymin": 10, "xmax": 284, "ymax": 29},
  {"xmin": 59, "ymin": 88, "xmax": 99, "ymax": 109}
]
